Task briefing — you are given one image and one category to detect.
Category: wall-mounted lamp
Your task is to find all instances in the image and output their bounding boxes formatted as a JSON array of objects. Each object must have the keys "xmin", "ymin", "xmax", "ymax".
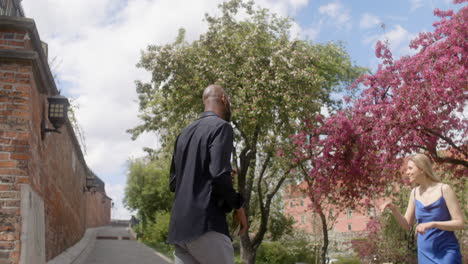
[
  {"xmin": 41, "ymin": 95, "xmax": 70, "ymax": 140},
  {"xmin": 84, "ymin": 177, "xmax": 99, "ymax": 193}
]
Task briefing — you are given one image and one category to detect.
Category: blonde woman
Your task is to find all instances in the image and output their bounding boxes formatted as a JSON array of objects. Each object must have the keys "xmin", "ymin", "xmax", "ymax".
[{"xmin": 382, "ymin": 154, "xmax": 464, "ymax": 263}]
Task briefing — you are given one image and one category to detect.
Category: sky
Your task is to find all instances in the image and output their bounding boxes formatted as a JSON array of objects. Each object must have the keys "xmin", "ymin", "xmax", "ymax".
[{"xmin": 22, "ymin": 0, "xmax": 463, "ymax": 219}]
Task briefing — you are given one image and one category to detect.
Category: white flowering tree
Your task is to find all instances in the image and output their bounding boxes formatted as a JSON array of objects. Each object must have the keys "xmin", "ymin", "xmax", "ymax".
[{"xmin": 129, "ymin": 0, "xmax": 365, "ymax": 262}]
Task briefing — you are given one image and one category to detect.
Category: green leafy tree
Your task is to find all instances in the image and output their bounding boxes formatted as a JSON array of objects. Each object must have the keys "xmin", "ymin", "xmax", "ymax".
[
  {"xmin": 129, "ymin": 1, "xmax": 364, "ymax": 262},
  {"xmin": 123, "ymin": 156, "xmax": 173, "ymax": 228}
]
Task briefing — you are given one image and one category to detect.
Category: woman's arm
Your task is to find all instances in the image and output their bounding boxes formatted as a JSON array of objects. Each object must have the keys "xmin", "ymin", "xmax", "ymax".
[
  {"xmin": 415, "ymin": 184, "xmax": 464, "ymax": 234},
  {"xmin": 382, "ymin": 189, "xmax": 415, "ymax": 231}
]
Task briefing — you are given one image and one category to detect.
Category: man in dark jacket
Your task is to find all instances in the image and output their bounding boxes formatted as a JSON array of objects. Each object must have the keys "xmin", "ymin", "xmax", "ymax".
[{"xmin": 168, "ymin": 84, "xmax": 247, "ymax": 264}]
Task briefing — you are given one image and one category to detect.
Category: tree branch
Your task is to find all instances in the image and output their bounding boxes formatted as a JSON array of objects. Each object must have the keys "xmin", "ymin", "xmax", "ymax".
[
  {"xmin": 252, "ymin": 165, "xmax": 292, "ymax": 248},
  {"xmin": 422, "ymin": 127, "xmax": 467, "ymax": 158},
  {"xmin": 257, "ymin": 154, "xmax": 272, "ymax": 214},
  {"xmin": 407, "ymin": 144, "xmax": 468, "ymax": 168}
]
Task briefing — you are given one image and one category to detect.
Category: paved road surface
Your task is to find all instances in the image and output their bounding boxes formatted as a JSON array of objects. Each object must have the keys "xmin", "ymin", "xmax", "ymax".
[{"xmin": 82, "ymin": 226, "xmax": 172, "ymax": 264}]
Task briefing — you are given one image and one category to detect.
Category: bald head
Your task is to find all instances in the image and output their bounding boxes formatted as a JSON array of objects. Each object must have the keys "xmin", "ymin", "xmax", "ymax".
[
  {"xmin": 202, "ymin": 84, "xmax": 231, "ymax": 122},
  {"xmin": 203, "ymin": 85, "xmax": 226, "ymax": 103}
]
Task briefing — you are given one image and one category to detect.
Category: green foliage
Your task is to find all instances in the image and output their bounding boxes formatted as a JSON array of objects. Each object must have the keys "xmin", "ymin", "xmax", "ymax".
[
  {"xmin": 130, "ymin": 0, "xmax": 365, "ymax": 150},
  {"xmin": 380, "ymin": 187, "xmax": 417, "ymax": 259},
  {"xmin": 256, "ymin": 240, "xmax": 317, "ymax": 264},
  {"xmin": 123, "ymin": 156, "xmax": 173, "ymax": 224},
  {"xmin": 145, "ymin": 211, "xmax": 171, "ymax": 243},
  {"xmin": 140, "ymin": 211, "xmax": 173, "ymax": 256},
  {"xmin": 268, "ymin": 210, "xmax": 295, "ymax": 241},
  {"xmin": 256, "ymin": 242, "xmax": 291, "ymax": 264},
  {"xmin": 333, "ymin": 256, "xmax": 362, "ymax": 264},
  {"xmin": 130, "ymin": 207, "xmax": 173, "ymax": 258}
]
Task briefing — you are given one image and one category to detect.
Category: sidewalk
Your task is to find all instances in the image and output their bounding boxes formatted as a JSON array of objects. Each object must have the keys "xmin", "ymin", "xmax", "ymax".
[
  {"xmin": 81, "ymin": 226, "xmax": 173, "ymax": 264},
  {"xmin": 47, "ymin": 225, "xmax": 173, "ymax": 264}
]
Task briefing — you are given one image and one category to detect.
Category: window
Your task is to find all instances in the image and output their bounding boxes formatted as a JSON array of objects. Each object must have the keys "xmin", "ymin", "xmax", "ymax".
[
  {"xmin": 300, "ymin": 200, "xmax": 303, "ymax": 206},
  {"xmin": 348, "ymin": 224, "xmax": 352, "ymax": 231},
  {"xmin": 367, "ymin": 207, "xmax": 374, "ymax": 217},
  {"xmin": 328, "ymin": 210, "xmax": 333, "ymax": 219},
  {"xmin": 301, "ymin": 215, "xmax": 305, "ymax": 224},
  {"xmin": 346, "ymin": 208, "xmax": 352, "ymax": 219},
  {"xmin": 290, "ymin": 201, "xmax": 294, "ymax": 208}
]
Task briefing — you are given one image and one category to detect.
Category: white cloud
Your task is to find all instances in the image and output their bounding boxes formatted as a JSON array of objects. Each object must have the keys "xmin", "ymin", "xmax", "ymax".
[
  {"xmin": 287, "ymin": 20, "xmax": 321, "ymax": 41},
  {"xmin": 360, "ymin": 13, "xmax": 381, "ymax": 29},
  {"xmin": 410, "ymin": 0, "xmax": 424, "ymax": 11},
  {"xmin": 302, "ymin": 26, "xmax": 321, "ymax": 40},
  {"xmin": 318, "ymin": 2, "xmax": 341, "ymax": 16},
  {"xmin": 318, "ymin": 2, "xmax": 351, "ymax": 30},
  {"xmin": 258, "ymin": 0, "xmax": 310, "ymax": 15}
]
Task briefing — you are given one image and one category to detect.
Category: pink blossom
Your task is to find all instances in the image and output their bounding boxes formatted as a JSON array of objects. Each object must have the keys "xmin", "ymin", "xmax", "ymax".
[{"xmin": 288, "ymin": 1, "xmax": 467, "ymax": 216}]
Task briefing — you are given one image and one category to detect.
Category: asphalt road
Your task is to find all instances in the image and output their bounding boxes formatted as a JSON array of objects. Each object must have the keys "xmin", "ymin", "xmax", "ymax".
[{"xmin": 82, "ymin": 226, "xmax": 173, "ymax": 264}]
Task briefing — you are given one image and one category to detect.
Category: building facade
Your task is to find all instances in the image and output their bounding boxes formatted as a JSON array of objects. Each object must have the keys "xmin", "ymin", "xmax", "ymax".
[{"xmin": 283, "ymin": 181, "xmax": 387, "ymax": 252}]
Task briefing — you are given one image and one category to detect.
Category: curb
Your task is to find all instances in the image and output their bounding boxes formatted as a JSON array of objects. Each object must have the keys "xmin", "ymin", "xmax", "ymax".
[
  {"xmin": 47, "ymin": 226, "xmax": 107, "ymax": 264},
  {"xmin": 151, "ymin": 247, "xmax": 174, "ymax": 264}
]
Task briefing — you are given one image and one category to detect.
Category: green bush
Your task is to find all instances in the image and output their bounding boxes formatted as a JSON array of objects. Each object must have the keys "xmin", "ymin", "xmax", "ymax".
[
  {"xmin": 256, "ymin": 240, "xmax": 318, "ymax": 264},
  {"xmin": 139, "ymin": 211, "xmax": 173, "ymax": 257},
  {"xmin": 333, "ymin": 256, "xmax": 362, "ymax": 264},
  {"xmin": 257, "ymin": 241, "xmax": 293, "ymax": 264},
  {"xmin": 145, "ymin": 211, "xmax": 170, "ymax": 243}
]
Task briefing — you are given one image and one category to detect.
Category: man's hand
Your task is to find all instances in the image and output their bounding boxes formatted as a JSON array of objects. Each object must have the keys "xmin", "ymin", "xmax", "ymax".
[{"xmin": 233, "ymin": 208, "xmax": 247, "ymax": 236}]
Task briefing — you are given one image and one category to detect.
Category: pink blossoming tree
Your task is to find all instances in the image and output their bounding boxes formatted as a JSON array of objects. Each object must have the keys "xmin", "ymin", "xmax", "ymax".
[{"xmin": 292, "ymin": 1, "xmax": 467, "ymax": 262}]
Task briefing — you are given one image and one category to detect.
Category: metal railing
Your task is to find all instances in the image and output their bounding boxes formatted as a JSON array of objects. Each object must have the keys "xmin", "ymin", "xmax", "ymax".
[{"xmin": 0, "ymin": 0, "xmax": 24, "ymax": 17}]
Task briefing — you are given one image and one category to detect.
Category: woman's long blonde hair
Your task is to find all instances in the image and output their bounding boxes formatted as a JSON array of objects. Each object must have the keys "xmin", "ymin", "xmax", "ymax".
[{"xmin": 408, "ymin": 153, "xmax": 441, "ymax": 182}]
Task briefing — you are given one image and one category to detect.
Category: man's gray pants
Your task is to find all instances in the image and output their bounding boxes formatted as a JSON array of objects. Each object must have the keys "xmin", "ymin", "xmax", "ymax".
[{"xmin": 173, "ymin": 231, "xmax": 234, "ymax": 264}]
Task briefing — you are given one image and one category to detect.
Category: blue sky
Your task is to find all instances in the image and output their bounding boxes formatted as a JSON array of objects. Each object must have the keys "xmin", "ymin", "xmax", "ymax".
[
  {"xmin": 294, "ymin": 0, "xmax": 460, "ymax": 68},
  {"xmin": 22, "ymin": 0, "xmax": 464, "ymax": 219}
]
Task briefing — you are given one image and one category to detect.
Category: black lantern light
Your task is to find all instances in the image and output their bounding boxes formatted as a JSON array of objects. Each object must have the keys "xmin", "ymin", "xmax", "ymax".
[
  {"xmin": 41, "ymin": 95, "xmax": 70, "ymax": 140},
  {"xmin": 84, "ymin": 177, "xmax": 99, "ymax": 193}
]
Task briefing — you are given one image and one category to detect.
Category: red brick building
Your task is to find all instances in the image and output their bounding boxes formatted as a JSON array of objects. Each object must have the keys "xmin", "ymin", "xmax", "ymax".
[
  {"xmin": 0, "ymin": 2, "xmax": 111, "ymax": 263},
  {"xmin": 283, "ymin": 181, "xmax": 387, "ymax": 238}
]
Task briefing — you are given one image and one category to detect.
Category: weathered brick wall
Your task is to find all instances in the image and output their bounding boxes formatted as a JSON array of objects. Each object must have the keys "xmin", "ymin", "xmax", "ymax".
[
  {"xmin": 28, "ymin": 73, "xmax": 88, "ymax": 260},
  {"xmin": 86, "ymin": 192, "xmax": 111, "ymax": 228},
  {"xmin": 0, "ymin": 27, "xmax": 33, "ymax": 262},
  {"xmin": 0, "ymin": 18, "xmax": 111, "ymax": 264},
  {"xmin": 0, "ymin": 30, "xmax": 28, "ymax": 50}
]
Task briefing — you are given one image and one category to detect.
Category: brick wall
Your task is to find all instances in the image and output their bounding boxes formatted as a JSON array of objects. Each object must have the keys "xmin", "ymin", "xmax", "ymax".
[
  {"xmin": 0, "ymin": 26, "xmax": 33, "ymax": 262},
  {"xmin": 283, "ymin": 181, "xmax": 385, "ymax": 235},
  {"xmin": 0, "ymin": 30, "xmax": 27, "ymax": 50},
  {"xmin": 86, "ymin": 192, "xmax": 111, "ymax": 228},
  {"xmin": 0, "ymin": 17, "xmax": 111, "ymax": 264}
]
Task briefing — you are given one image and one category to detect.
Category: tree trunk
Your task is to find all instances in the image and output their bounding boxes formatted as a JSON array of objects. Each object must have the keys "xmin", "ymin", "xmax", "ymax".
[
  {"xmin": 240, "ymin": 242, "xmax": 257, "ymax": 264},
  {"xmin": 318, "ymin": 209, "xmax": 328, "ymax": 264}
]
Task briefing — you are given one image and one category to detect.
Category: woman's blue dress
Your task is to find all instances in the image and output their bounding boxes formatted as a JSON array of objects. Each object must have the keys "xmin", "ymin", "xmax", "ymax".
[{"xmin": 415, "ymin": 188, "xmax": 462, "ymax": 263}]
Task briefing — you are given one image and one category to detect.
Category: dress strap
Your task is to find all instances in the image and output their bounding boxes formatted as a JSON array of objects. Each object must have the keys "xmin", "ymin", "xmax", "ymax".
[{"xmin": 441, "ymin": 184, "xmax": 443, "ymax": 197}]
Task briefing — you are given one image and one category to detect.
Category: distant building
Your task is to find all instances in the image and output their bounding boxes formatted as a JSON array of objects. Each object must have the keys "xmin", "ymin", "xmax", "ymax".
[{"xmin": 282, "ymin": 181, "xmax": 388, "ymax": 252}]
